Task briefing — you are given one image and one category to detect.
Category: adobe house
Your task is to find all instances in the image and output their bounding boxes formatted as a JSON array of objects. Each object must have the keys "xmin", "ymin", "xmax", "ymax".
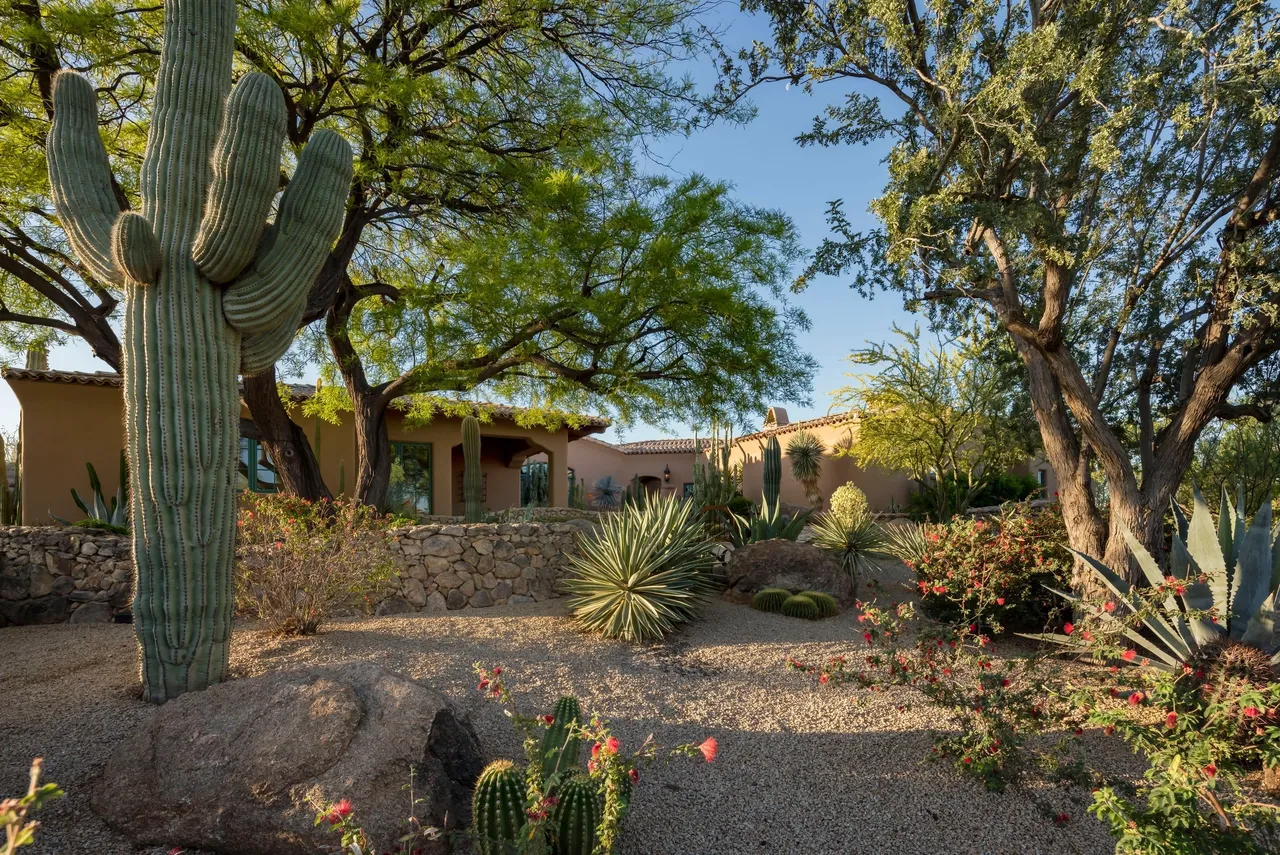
[
  {"xmin": 3, "ymin": 367, "xmax": 608, "ymax": 524},
  {"xmin": 558, "ymin": 436, "xmax": 707, "ymax": 502}
]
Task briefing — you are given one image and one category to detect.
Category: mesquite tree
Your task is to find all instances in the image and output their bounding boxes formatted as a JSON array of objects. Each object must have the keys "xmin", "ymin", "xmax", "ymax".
[
  {"xmin": 736, "ymin": 0, "xmax": 1280, "ymax": 583},
  {"xmin": 46, "ymin": 0, "xmax": 351, "ymax": 701}
]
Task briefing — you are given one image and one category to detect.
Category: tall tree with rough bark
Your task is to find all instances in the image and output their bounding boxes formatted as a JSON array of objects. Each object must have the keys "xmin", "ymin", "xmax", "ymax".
[
  {"xmin": 302, "ymin": 167, "xmax": 816, "ymax": 507},
  {"xmin": 733, "ymin": 0, "xmax": 1280, "ymax": 584}
]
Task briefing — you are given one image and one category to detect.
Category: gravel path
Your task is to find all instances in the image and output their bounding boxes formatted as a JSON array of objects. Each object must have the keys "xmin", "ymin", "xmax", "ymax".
[{"xmin": 3, "ymin": 571, "xmax": 1130, "ymax": 855}]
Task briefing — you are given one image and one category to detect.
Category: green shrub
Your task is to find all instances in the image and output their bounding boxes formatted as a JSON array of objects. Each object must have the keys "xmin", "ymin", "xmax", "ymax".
[
  {"xmin": 750, "ymin": 587, "xmax": 791, "ymax": 613},
  {"xmin": 727, "ymin": 495, "xmax": 754, "ymax": 517},
  {"xmin": 563, "ymin": 495, "xmax": 714, "ymax": 642},
  {"xmin": 911, "ymin": 503, "xmax": 1071, "ymax": 634},
  {"xmin": 780, "ymin": 594, "xmax": 819, "ymax": 619}
]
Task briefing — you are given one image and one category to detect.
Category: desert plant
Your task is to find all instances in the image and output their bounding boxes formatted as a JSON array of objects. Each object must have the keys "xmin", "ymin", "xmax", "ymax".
[
  {"xmin": 235, "ymin": 494, "xmax": 396, "ymax": 635},
  {"xmin": 1029, "ymin": 486, "xmax": 1280, "ymax": 671},
  {"xmin": 549, "ymin": 776, "xmax": 600, "ymax": 855},
  {"xmin": 750, "ymin": 587, "xmax": 791, "ymax": 613},
  {"xmin": 808, "ymin": 508, "xmax": 886, "ymax": 583},
  {"xmin": 620, "ymin": 473, "xmax": 650, "ymax": 510},
  {"xmin": 0, "ymin": 431, "xmax": 19, "ymax": 526},
  {"xmin": 472, "ymin": 759, "xmax": 525, "ymax": 855},
  {"xmin": 463, "ymin": 415, "xmax": 483, "ymax": 522},
  {"xmin": 727, "ymin": 495, "xmax": 754, "ymax": 517},
  {"xmin": 692, "ymin": 424, "xmax": 742, "ymax": 534},
  {"xmin": 786, "ymin": 430, "xmax": 825, "ymax": 507},
  {"xmin": 59, "ymin": 452, "xmax": 128, "ymax": 528},
  {"xmin": 563, "ymin": 494, "xmax": 715, "ymax": 642},
  {"xmin": 780, "ymin": 594, "xmax": 819, "ymax": 619},
  {"xmin": 800, "ymin": 590, "xmax": 839, "ymax": 618},
  {"xmin": 882, "ymin": 521, "xmax": 932, "ymax": 567},
  {"xmin": 2, "ymin": 758, "xmax": 62, "ymax": 855},
  {"xmin": 828, "ymin": 482, "xmax": 868, "ymax": 526},
  {"xmin": 46, "ymin": 0, "xmax": 352, "ymax": 701},
  {"xmin": 540, "ymin": 696, "xmax": 582, "ymax": 783},
  {"xmin": 762, "ymin": 434, "xmax": 782, "ymax": 507},
  {"xmin": 570, "ymin": 480, "xmax": 587, "ymax": 510},
  {"xmin": 522, "ymin": 461, "xmax": 549, "ymax": 508},
  {"xmin": 727, "ymin": 496, "xmax": 810, "ymax": 547}
]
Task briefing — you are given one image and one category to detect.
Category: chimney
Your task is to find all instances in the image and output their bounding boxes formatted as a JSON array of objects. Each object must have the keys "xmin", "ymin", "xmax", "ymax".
[{"xmin": 765, "ymin": 407, "xmax": 789, "ymax": 428}]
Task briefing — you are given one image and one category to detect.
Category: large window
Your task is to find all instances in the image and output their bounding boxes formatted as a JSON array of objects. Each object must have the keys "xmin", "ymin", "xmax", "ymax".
[
  {"xmin": 238, "ymin": 437, "xmax": 278, "ymax": 493},
  {"xmin": 390, "ymin": 441, "xmax": 433, "ymax": 515}
]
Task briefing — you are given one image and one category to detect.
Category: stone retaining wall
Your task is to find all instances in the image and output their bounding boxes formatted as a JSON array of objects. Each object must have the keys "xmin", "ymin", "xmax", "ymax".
[{"xmin": 0, "ymin": 520, "xmax": 597, "ymax": 626}]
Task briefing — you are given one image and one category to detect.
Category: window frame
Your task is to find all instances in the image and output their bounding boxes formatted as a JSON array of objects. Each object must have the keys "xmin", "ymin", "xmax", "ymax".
[
  {"xmin": 238, "ymin": 437, "xmax": 278, "ymax": 494},
  {"xmin": 391, "ymin": 440, "xmax": 434, "ymax": 516}
]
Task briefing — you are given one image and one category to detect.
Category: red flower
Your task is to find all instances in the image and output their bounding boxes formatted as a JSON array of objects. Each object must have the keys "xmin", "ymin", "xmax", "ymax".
[
  {"xmin": 628, "ymin": 768, "xmax": 639, "ymax": 784},
  {"xmin": 1204, "ymin": 763, "xmax": 1217, "ymax": 778},
  {"xmin": 477, "ymin": 679, "xmax": 489, "ymax": 691},
  {"xmin": 863, "ymin": 632, "xmax": 873, "ymax": 645},
  {"xmin": 591, "ymin": 743, "xmax": 601, "ymax": 758},
  {"xmin": 1165, "ymin": 712, "xmax": 1177, "ymax": 729},
  {"xmin": 1063, "ymin": 622, "xmax": 1074, "ymax": 635},
  {"xmin": 962, "ymin": 756, "xmax": 972, "ymax": 765},
  {"xmin": 1121, "ymin": 649, "xmax": 1136, "ymax": 662},
  {"xmin": 1103, "ymin": 602, "xmax": 1115, "ymax": 612},
  {"xmin": 819, "ymin": 674, "xmax": 829, "ymax": 685},
  {"xmin": 698, "ymin": 737, "xmax": 718, "ymax": 763},
  {"xmin": 326, "ymin": 799, "xmax": 352, "ymax": 825},
  {"xmin": 996, "ymin": 597, "xmax": 1005, "ymax": 606},
  {"xmin": 1128, "ymin": 691, "xmax": 1145, "ymax": 706},
  {"xmin": 543, "ymin": 715, "xmax": 555, "ymax": 724},
  {"xmin": 1054, "ymin": 813, "xmax": 1069, "ymax": 826},
  {"xmin": 1244, "ymin": 706, "xmax": 1261, "ymax": 718},
  {"xmin": 606, "ymin": 737, "xmax": 620, "ymax": 753}
]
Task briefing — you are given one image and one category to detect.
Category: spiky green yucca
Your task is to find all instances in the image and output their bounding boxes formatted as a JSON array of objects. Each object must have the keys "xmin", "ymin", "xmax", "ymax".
[
  {"xmin": 751, "ymin": 587, "xmax": 791, "ymax": 613},
  {"xmin": 882, "ymin": 521, "xmax": 931, "ymax": 567},
  {"xmin": 540, "ymin": 696, "xmax": 581, "ymax": 783},
  {"xmin": 463, "ymin": 415, "xmax": 483, "ymax": 523},
  {"xmin": 809, "ymin": 509, "xmax": 885, "ymax": 581},
  {"xmin": 564, "ymin": 495, "xmax": 715, "ymax": 642},
  {"xmin": 550, "ymin": 776, "xmax": 599, "ymax": 855},
  {"xmin": 785, "ymin": 430, "xmax": 825, "ymax": 506},
  {"xmin": 1028, "ymin": 486, "xmax": 1280, "ymax": 672},
  {"xmin": 800, "ymin": 590, "xmax": 839, "ymax": 618},
  {"xmin": 781, "ymin": 594, "xmax": 820, "ymax": 620},
  {"xmin": 46, "ymin": 0, "xmax": 351, "ymax": 701},
  {"xmin": 762, "ymin": 434, "xmax": 782, "ymax": 507},
  {"xmin": 472, "ymin": 760, "xmax": 525, "ymax": 855}
]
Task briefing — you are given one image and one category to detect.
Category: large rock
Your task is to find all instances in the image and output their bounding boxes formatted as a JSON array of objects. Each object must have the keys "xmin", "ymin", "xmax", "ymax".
[
  {"xmin": 93, "ymin": 664, "xmax": 484, "ymax": 855},
  {"xmin": 721, "ymin": 539, "xmax": 855, "ymax": 607}
]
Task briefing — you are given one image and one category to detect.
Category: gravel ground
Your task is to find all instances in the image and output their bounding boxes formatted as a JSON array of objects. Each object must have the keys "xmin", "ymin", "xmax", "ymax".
[{"xmin": 3, "ymin": 565, "xmax": 1134, "ymax": 855}]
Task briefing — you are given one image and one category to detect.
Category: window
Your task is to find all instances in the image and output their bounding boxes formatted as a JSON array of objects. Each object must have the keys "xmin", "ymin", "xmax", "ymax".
[
  {"xmin": 1037, "ymin": 469, "xmax": 1048, "ymax": 497},
  {"xmin": 390, "ymin": 441, "xmax": 433, "ymax": 515},
  {"xmin": 683, "ymin": 482, "xmax": 695, "ymax": 498},
  {"xmin": 238, "ymin": 437, "xmax": 278, "ymax": 493}
]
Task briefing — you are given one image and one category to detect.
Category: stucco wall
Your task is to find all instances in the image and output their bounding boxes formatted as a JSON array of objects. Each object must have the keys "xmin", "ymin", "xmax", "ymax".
[{"xmin": 562, "ymin": 438, "xmax": 698, "ymax": 505}]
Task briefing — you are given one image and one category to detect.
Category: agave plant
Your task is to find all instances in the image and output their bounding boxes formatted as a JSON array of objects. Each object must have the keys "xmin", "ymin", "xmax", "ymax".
[
  {"xmin": 785, "ymin": 431, "xmax": 825, "ymax": 507},
  {"xmin": 1028, "ymin": 486, "xmax": 1280, "ymax": 672},
  {"xmin": 563, "ymin": 495, "xmax": 715, "ymax": 642},
  {"xmin": 809, "ymin": 508, "xmax": 887, "ymax": 581},
  {"xmin": 591, "ymin": 476, "xmax": 622, "ymax": 510},
  {"xmin": 53, "ymin": 452, "xmax": 129, "ymax": 528},
  {"xmin": 727, "ymin": 496, "xmax": 811, "ymax": 547}
]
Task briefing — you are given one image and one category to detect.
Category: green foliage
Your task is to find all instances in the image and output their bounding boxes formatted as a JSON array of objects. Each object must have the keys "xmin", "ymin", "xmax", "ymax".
[
  {"xmin": 471, "ymin": 760, "xmax": 525, "ymax": 855},
  {"xmin": 726, "ymin": 495, "xmax": 754, "ymax": 517},
  {"xmin": 522, "ymin": 462, "xmax": 549, "ymax": 508},
  {"xmin": 0, "ymin": 430, "xmax": 20, "ymax": 526},
  {"xmin": 799, "ymin": 590, "xmax": 839, "ymax": 618},
  {"xmin": 72, "ymin": 518, "xmax": 129, "ymax": 536},
  {"xmin": 1030, "ymin": 486, "xmax": 1280, "ymax": 669},
  {"xmin": 462, "ymin": 415, "xmax": 482, "ymax": 523},
  {"xmin": 539, "ymin": 696, "xmax": 582, "ymax": 784},
  {"xmin": 727, "ymin": 496, "xmax": 810, "ymax": 547},
  {"xmin": 827, "ymin": 483, "xmax": 868, "ymax": 527},
  {"xmin": 564, "ymin": 495, "xmax": 715, "ymax": 642},
  {"xmin": 762, "ymin": 435, "xmax": 782, "ymax": 508},
  {"xmin": 780, "ymin": 594, "xmax": 819, "ymax": 620},
  {"xmin": 59, "ymin": 452, "xmax": 127, "ymax": 528},
  {"xmin": 915, "ymin": 505, "xmax": 1072, "ymax": 634},
  {"xmin": 881, "ymin": 522, "xmax": 931, "ymax": 568},
  {"xmin": 808, "ymin": 507, "xmax": 886, "ymax": 583},
  {"xmin": 691, "ymin": 424, "xmax": 742, "ymax": 535},
  {"xmin": 1, "ymin": 758, "xmax": 64, "ymax": 854},
  {"xmin": 590, "ymin": 476, "xmax": 622, "ymax": 510},
  {"xmin": 619, "ymin": 474, "xmax": 648, "ymax": 511},
  {"xmin": 549, "ymin": 776, "xmax": 600, "ymax": 855},
  {"xmin": 785, "ymin": 430, "xmax": 824, "ymax": 507},
  {"xmin": 1185, "ymin": 419, "xmax": 1280, "ymax": 520},
  {"xmin": 750, "ymin": 587, "xmax": 791, "ymax": 613}
]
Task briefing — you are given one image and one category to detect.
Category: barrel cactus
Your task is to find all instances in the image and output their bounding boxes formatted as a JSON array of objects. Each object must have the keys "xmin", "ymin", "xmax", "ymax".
[
  {"xmin": 800, "ymin": 590, "xmax": 840, "ymax": 618},
  {"xmin": 781, "ymin": 594, "xmax": 819, "ymax": 620},
  {"xmin": 463, "ymin": 415, "xmax": 482, "ymax": 522},
  {"xmin": 472, "ymin": 759, "xmax": 525, "ymax": 855},
  {"xmin": 549, "ymin": 776, "xmax": 599, "ymax": 855},
  {"xmin": 750, "ymin": 587, "xmax": 791, "ymax": 613},
  {"xmin": 540, "ymin": 695, "xmax": 582, "ymax": 783},
  {"xmin": 762, "ymin": 434, "xmax": 781, "ymax": 507},
  {"xmin": 45, "ymin": 0, "xmax": 352, "ymax": 701}
]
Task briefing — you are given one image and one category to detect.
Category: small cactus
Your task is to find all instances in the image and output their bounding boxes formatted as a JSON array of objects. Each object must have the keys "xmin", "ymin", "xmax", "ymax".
[
  {"xmin": 463, "ymin": 415, "xmax": 483, "ymax": 522},
  {"xmin": 780, "ymin": 594, "xmax": 819, "ymax": 620},
  {"xmin": 540, "ymin": 695, "xmax": 582, "ymax": 784},
  {"xmin": 472, "ymin": 759, "xmax": 524, "ymax": 855},
  {"xmin": 550, "ymin": 776, "xmax": 599, "ymax": 855},
  {"xmin": 750, "ymin": 587, "xmax": 791, "ymax": 613},
  {"xmin": 762, "ymin": 434, "xmax": 781, "ymax": 507},
  {"xmin": 799, "ymin": 590, "xmax": 839, "ymax": 618}
]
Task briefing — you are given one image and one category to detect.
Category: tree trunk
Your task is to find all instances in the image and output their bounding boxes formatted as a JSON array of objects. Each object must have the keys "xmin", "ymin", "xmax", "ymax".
[
  {"xmin": 352, "ymin": 389, "xmax": 392, "ymax": 509},
  {"xmin": 242, "ymin": 368, "xmax": 331, "ymax": 501}
]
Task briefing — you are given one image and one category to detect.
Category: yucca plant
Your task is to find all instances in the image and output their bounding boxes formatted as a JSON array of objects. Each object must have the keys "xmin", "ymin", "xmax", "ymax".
[
  {"xmin": 809, "ymin": 508, "xmax": 887, "ymax": 582},
  {"xmin": 882, "ymin": 521, "xmax": 932, "ymax": 568},
  {"xmin": 727, "ymin": 496, "xmax": 810, "ymax": 547},
  {"xmin": 563, "ymin": 495, "xmax": 715, "ymax": 642},
  {"xmin": 1027, "ymin": 486, "xmax": 1280, "ymax": 673},
  {"xmin": 786, "ymin": 431, "xmax": 825, "ymax": 508}
]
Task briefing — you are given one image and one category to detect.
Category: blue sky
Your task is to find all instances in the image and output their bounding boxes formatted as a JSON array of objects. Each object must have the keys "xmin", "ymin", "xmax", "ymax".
[{"xmin": 0, "ymin": 6, "xmax": 913, "ymax": 443}]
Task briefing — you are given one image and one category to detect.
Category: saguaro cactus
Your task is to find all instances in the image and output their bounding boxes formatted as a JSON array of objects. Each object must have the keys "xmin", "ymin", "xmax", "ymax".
[
  {"xmin": 762, "ymin": 434, "xmax": 782, "ymax": 507},
  {"xmin": 46, "ymin": 0, "xmax": 351, "ymax": 702},
  {"xmin": 462, "ymin": 415, "xmax": 482, "ymax": 522}
]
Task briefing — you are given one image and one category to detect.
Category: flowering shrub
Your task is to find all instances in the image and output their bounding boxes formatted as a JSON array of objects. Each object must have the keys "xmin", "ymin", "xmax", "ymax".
[
  {"xmin": 313, "ymin": 767, "xmax": 443, "ymax": 855},
  {"xmin": 911, "ymin": 504, "xmax": 1072, "ymax": 633},
  {"xmin": 235, "ymin": 493, "xmax": 397, "ymax": 635},
  {"xmin": 2, "ymin": 758, "xmax": 62, "ymax": 855},
  {"xmin": 788, "ymin": 600, "xmax": 1077, "ymax": 792}
]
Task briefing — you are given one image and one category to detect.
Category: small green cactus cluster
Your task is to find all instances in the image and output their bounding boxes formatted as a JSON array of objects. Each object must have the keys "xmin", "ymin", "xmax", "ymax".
[
  {"xmin": 0, "ymin": 431, "xmax": 20, "ymax": 526},
  {"xmin": 463, "ymin": 415, "xmax": 483, "ymax": 523},
  {"xmin": 762, "ymin": 434, "xmax": 782, "ymax": 507},
  {"xmin": 471, "ymin": 695, "xmax": 609, "ymax": 855},
  {"xmin": 751, "ymin": 587, "xmax": 839, "ymax": 619}
]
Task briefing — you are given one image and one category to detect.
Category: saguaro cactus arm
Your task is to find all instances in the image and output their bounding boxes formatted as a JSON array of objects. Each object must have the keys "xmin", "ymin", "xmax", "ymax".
[{"xmin": 46, "ymin": 72, "xmax": 124, "ymax": 285}]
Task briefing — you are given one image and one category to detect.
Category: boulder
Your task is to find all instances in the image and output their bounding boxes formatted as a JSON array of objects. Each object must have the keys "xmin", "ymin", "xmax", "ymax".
[
  {"xmin": 93, "ymin": 664, "xmax": 483, "ymax": 855},
  {"xmin": 68, "ymin": 601, "xmax": 112, "ymax": 623},
  {"xmin": 374, "ymin": 595, "xmax": 414, "ymax": 616},
  {"xmin": 721, "ymin": 539, "xmax": 855, "ymax": 607}
]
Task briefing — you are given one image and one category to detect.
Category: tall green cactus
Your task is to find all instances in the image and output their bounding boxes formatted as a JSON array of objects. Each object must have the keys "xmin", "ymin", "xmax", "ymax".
[
  {"xmin": 46, "ymin": 0, "xmax": 351, "ymax": 702},
  {"xmin": 762, "ymin": 434, "xmax": 782, "ymax": 507},
  {"xmin": 463, "ymin": 415, "xmax": 483, "ymax": 522},
  {"xmin": 539, "ymin": 695, "xmax": 582, "ymax": 784},
  {"xmin": 0, "ymin": 433, "xmax": 15, "ymax": 525},
  {"xmin": 471, "ymin": 759, "xmax": 525, "ymax": 855},
  {"xmin": 550, "ymin": 776, "xmax": 599, "ymax": 855}
]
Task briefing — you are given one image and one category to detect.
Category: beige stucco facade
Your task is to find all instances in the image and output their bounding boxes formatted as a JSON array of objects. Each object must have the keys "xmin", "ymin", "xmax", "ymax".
[{"xmin": 3, "ymin": 368, "xmax": 602, "ymax": 524}]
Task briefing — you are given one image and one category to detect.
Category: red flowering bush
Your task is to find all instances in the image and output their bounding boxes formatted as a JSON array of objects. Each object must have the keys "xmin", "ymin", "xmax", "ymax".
[
  {"xmin": 312, "ymin": 768, "xmax": 443, "ymax": 855},
  {"xmin": 235, "ymin": 492, "xmax": 397, "ymax": 635},
  {"xmin": 910, "ymin": 503, "xmax": 1072, "ymax": 634}
]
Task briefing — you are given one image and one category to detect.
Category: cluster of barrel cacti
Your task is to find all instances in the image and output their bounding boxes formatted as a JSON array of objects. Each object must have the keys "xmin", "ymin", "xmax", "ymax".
[
  {"xmin": 751, "ymin": 587, "xmax": 839, "ymax": 619},
  {"xmin": 462, "ymin": 415, "xmax": 483, "ymax": 522},
  {"xmin": 471, "ymin": 694, "xmax": 614, "ymax": 855},
  {"xmin": 762, "ymin": 434, "xmax": 781, "ymax": 507}
]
